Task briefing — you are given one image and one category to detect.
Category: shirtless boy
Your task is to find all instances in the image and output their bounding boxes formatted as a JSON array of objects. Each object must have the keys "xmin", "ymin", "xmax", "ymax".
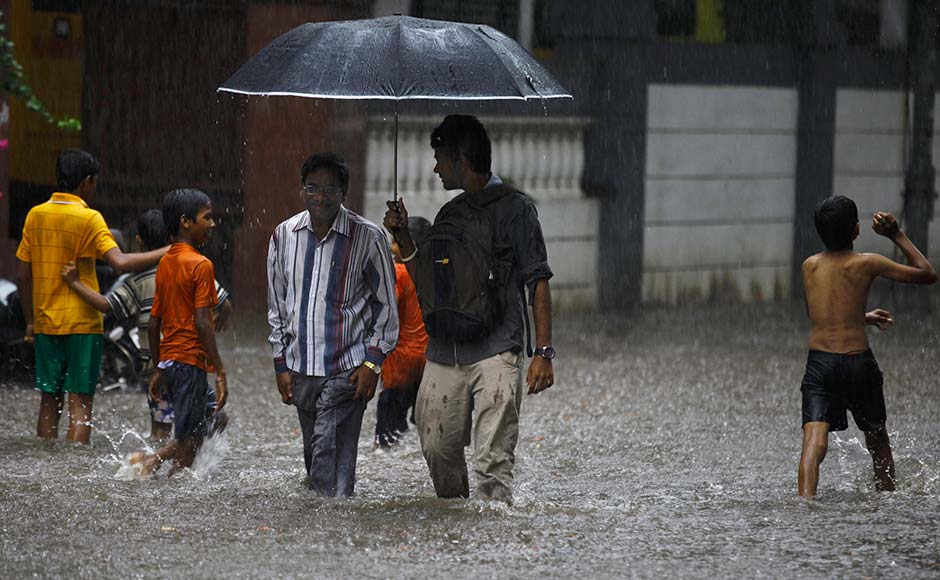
[{"xmin": 799, "ymin": 195, "xmax": 936, "ymax": 498}]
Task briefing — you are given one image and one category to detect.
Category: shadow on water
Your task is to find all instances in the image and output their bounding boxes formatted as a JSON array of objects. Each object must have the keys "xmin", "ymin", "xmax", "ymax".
[{"xmin": 1, "ymin": 303, "xmax": 939, "ymax": 578}]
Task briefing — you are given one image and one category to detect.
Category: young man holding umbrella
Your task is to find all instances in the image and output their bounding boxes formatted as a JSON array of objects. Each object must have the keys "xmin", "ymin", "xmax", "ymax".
[{"xmin": 384, "ymin": 114, "xmax": 556, "ymax": 503}]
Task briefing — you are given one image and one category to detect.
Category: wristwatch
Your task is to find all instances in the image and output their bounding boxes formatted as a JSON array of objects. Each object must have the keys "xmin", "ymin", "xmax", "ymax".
[
  {"xmin": 533, "ymin": 346, "xmax": 556, "ymax": 360},
  {"xmin": 362, "ymin": 360, "xmax": 382, "ymax": 375}
]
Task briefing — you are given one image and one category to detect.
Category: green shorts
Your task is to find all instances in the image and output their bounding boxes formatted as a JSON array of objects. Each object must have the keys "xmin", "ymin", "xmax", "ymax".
[{"xmin": 34, "ymin": 334, "xmax": 102, "ymax": 396}]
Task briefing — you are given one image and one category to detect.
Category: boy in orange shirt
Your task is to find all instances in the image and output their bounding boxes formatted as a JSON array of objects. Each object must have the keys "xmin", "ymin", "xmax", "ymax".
[
  {"xmin": 60, "ymin": 209, "xmax": 233, "ymax": 446},
  {"xmin": 149, "ymin": 188, "xmax": 227, "ymax": 474},
  {"xmin": 16, "ymin": 149, "xmax": 166, "ymax": 444}
]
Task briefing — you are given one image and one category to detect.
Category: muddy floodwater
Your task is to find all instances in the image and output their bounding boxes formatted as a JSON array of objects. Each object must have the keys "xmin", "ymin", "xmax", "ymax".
[{"xmin": 1, "ymin": 304, "xmax": 938, "ymax": 579}]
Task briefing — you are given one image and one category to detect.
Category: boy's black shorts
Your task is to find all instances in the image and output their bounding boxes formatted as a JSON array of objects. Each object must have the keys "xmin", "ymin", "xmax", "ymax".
[
  {"xmin": 162, "ymin": 361, "xmax": 210, "ymax": 440},
  {"xmin": 800, "ymin": 349, "xmax": 886, "ymax": 432}
]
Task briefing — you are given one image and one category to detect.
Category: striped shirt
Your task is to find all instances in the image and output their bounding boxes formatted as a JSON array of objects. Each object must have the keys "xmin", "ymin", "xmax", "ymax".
[{"xmin": 266, "ymin": 205, "xmax": 399, "ymax": 377}]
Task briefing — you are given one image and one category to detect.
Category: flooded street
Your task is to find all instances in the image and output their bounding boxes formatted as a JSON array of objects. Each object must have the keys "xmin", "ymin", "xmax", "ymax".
[{"xmin": 1, "ymin": 304, "xmax": 939, "ymax": 579}]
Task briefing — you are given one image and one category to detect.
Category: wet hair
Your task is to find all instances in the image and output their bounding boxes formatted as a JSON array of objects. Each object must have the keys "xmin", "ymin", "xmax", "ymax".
[
  {"xmin": 137, "ymin": 209, "xmax": 168, "ymax": 250},
  {"xmin": 56, "ymin": 149, "xmax": 100, "ymax": 192},
  {"xmin": 408, "ymin": 216, "xmax": 431, "ymax": 243},
  {"xmin": 162, "ymin": 188, "xmax": 211, "ymax": 238},
  {"xmin": 430, "ymin": 114, "xmax": 491, "ymax": 173},
  {"xmin": 814, "ymin": 195, "xmax": 858, "ymax": 251},
  {"xmin": 300, "ymin": 152, "xmax": 349, "ymax": 192}
]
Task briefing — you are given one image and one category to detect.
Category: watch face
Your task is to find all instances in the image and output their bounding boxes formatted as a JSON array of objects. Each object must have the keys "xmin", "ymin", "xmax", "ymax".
[{"xmin": 539, "ymin": 346, "xmax": 556, "ymax": 360}]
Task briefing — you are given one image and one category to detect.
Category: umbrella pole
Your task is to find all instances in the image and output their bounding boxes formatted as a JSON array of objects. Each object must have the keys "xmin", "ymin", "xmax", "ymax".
[{"xmin": 393, "ymin": 106, "xmax": 399, "ymax": 202}]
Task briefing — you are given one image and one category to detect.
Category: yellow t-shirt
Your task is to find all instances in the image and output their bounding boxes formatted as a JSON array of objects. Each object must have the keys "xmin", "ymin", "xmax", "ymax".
[{"xmin": 15, "ymin": 192, "xmax": 119, "ymax": 335}]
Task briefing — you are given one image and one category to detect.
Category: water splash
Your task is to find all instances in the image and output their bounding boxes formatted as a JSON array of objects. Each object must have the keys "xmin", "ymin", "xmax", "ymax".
[{"xmin": 189, "ymin": 419, "xmax": 235, "ymax": 481}]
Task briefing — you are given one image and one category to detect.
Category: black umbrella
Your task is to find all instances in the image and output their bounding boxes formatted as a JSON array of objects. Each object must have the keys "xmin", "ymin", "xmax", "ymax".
[{"xmin": 218, "ymin": 15, "xmax": 573, "ymax": 199}]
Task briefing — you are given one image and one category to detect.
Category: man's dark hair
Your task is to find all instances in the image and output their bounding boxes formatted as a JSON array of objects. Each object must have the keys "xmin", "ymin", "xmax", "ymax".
[
  {"xmin": 138, "ymin": 209, "xmax": 168, "ymax": 250},
  {"xmin": 815, "ymin": 195, "xmax": 858, "ymax": 251},
  {"xmin": 430, "ymin": 114, "xmax": 491, "ymax": 173},
  {"xmin": 56, "ymin": 149, "xmax": 100, "ymax": 192},
  {"xmin": 408, "ymin": 216, "xmax": 431, "ymax": 243},
  {"xmin": 162, "ymin": 188, "xmax": 211, "ymax": 238},
  {"xmin": 300, "ymin": 152, "xmax": 349, "ymax": 192}
]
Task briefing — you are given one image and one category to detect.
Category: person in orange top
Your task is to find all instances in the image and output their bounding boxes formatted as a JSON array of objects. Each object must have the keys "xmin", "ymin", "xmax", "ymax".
[
  {"xmin": 148, "ymin": 188, "xmax": 227, "ymax": 475},
  {"xmin": 375, "ymin": 217, "xmax": 431, "ymax": 447},
  {"xmin": 15, "ymin": 149, "xmax": 166, "ymax": 444}
]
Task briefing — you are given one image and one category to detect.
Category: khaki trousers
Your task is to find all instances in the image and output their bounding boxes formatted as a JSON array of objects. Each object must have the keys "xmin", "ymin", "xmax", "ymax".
[{"xmin": 416, "ymin": 351, "xmax": 524, "ymax": 501}]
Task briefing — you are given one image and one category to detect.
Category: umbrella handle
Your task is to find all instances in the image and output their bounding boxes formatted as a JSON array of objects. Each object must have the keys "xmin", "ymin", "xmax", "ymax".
[{"xmin": 393, "ymin": 107, "xmax": 399, "ymax": 203}]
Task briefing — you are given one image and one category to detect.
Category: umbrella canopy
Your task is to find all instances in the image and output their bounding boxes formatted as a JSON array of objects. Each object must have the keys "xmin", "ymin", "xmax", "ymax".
[{"xmin": 218, "ymin": 15, "xmax": 572, "ymax": 101}]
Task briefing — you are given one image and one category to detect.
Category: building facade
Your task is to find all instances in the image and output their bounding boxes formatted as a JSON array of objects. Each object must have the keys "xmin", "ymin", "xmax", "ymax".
[{"xmin": 2, "ymin": 0, "xmax": 936, "ymax": 314}]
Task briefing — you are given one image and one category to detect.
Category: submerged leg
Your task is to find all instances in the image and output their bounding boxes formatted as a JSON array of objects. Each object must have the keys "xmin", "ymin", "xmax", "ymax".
[
  {"xmin": 150, "ymin": 420, "xmax": 173, "ymax": 441},
  {"xmin": 309, "ymin": 374, "xmax": 366, "ymax": 497},
  {"xmin": 864, "ymin": 427, "xmax": 896, "ymax": 492},
  {"xmin": 65, "ymin": 393, "xmax": 94, "ymax": 445},
  {"xmin": 374, "ymin": 388, "xmax": 396, "ymax": 447},
  {"xmin": 37, "ymin": 391, "xmax": 64, "ymax": 440},
  {"xmin": 416, "ymin": 362, "xmax": 472, "ymax": 498},
  {"xmin": 798, "ymin": 421, "xmax": 829, "ymax": 498},
  {"xmin": 391, "ymin": 387, "xmax": 411, "ymax": 434},
  {"xmin": 170, "ymin": 436, "xmax": 202, "ymax": 476},
  {"xmin": 471, "ymin": 352, "xmax": 523, "ymax": 503}
]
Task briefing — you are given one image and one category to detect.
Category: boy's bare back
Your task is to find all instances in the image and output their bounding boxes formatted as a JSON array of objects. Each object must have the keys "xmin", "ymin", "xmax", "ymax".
[
  {"xmin": 804, "ymin": 251, "xmax": 880, "ymax": 352},
  {"xmin": 803, "ymin": 212, "xmax": 936, "ymax": 353}
]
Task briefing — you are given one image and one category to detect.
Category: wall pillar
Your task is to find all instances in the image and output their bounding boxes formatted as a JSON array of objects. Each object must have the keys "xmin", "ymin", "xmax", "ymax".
[
  {"xmin": 552, "ymin": 0, "xmax": 655, "ymax": 311},
  {"xmin": 791, "ymin": 0, "xmax": 839, "ymax": 296},
  {"xmin": 900, "ymin": 0, "xmax": 937, "ymax": 314}
]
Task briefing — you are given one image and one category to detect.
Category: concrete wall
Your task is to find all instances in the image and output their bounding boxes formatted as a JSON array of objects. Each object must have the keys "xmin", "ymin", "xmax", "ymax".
[
  {"xmin": 642, "ymin": 84, "xmax": 798, "ymax": 304},
  {"xmin": 833, "ymin": 88, "xmax": 940, "ymax": 261}
]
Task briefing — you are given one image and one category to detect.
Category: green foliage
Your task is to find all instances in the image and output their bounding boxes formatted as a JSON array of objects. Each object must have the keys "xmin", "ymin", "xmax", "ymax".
[{"xmin": 0, "ymin": 10, "xmax": 81, "ymax": 132}]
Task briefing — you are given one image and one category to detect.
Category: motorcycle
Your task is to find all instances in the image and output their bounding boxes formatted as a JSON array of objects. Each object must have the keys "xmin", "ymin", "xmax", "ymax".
[
  {"xmin": 0, "ymin": 277, "xmax": 32, "ymax": 381},
  {"xmin": 98, "ymin": 273, "xmax": 146, "ymax": 392}
]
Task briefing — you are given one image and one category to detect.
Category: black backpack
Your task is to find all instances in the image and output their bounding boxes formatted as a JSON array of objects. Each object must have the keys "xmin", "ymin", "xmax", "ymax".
[{"xmin": 412, "ymin": 184, "xmax": 518, "ymax": 342}]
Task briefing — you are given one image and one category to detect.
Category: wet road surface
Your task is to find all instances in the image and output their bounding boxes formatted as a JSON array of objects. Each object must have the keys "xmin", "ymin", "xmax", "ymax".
[{"xmin": 1, "ymin": 304, "xmax": 938, "ymax": 578}]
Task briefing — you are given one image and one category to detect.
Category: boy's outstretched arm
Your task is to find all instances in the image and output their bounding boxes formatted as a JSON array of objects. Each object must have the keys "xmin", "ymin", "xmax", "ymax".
[
  {"xmin": 869, "ymin": 212, "xmax": 938, "ymax": 284},
  {"xmin": 103, "ymin": 246, "xmax": 168, "ymax": 274},
  {"xmin": 60, "ymin": 261, "xmax": 110, "ymax": 313},
  {"xmin": 195, "ymin": 307, "xmax": 226, "ymax": 412}
]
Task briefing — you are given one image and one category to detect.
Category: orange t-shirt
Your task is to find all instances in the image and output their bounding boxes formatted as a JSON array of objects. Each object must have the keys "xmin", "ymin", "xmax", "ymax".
[
  {"xmin": 394, "ymin": 263, "xmax": 428, "ymax": 354},
  {"xmin": 382, "ymin": 263, "xmax": 428, "ymax": 389},
  {"xmin": 151, "ymin": 243, "xmax": 217, "ymax": 371},
  {"xmin": 15, "ymin": 192, "xmax": 118, "ymax": 334}
]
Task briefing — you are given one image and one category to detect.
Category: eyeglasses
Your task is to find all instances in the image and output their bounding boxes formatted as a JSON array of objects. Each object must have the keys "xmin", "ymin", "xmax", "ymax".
[{"xmin": 301, "ymin": 184, "xmax": 344, "ymax": 197}]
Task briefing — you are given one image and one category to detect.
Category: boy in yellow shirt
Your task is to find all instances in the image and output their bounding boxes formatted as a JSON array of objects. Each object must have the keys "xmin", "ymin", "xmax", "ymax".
[{"xmin": 16, "ymin": 149, "xmax": 166, "ymax": 444}]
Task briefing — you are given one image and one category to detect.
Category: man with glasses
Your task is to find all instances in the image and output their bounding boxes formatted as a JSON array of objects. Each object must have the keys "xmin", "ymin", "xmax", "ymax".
[{"xmin": 266, "ymin": 152, "xmax": 398, "ymax": 497}]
